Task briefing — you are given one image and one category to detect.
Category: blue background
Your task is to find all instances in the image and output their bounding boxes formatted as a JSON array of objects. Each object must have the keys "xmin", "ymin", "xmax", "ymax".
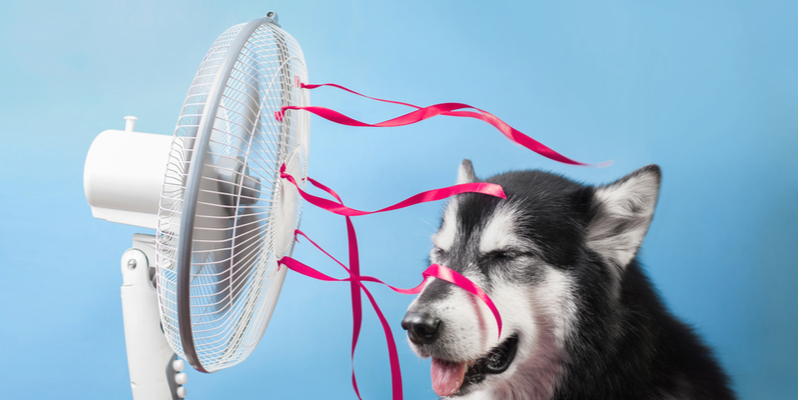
[{"xmin": 0, "ymin": 1, "xmax": 796, "ymax": 399}]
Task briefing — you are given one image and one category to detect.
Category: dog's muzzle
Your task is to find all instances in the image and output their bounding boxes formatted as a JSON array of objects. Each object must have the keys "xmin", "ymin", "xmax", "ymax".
[{"xmin": 401, "ymin": 311, "xmax": 442, "ymax": 345}]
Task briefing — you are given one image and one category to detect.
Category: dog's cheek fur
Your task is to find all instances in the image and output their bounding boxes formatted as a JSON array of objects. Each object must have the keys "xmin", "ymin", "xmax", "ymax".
[
  {"xmin": 468, "ymin": 267, "xmax": 576, "ymax": 400},
  {"xmin": 437, "ymin": 282, "xmax": 490, "ymax": 361}
]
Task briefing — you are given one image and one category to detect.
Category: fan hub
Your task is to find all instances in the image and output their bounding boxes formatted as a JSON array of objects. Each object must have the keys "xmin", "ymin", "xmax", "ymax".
[{"xmin": 216, "ymin": 156, "xmax": 262, "ymax": 210}]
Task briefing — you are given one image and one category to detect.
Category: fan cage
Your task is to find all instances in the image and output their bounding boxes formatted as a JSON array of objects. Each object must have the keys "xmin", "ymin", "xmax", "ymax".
[{"xmin": 155, "ymin": 19, "xmax": 309, "ymax": 372}]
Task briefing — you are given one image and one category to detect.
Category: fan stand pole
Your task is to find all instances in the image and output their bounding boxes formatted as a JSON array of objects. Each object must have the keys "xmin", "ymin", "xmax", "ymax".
[{"xmin": 120, "ymin": 234, "xmax": 186, "ymax": 399}]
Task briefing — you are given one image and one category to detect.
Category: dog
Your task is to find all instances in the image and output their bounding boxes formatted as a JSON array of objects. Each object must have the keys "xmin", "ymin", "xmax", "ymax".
[{"xmin": 402, "ymin": 160, "xmax": 735, "ymax": 400}]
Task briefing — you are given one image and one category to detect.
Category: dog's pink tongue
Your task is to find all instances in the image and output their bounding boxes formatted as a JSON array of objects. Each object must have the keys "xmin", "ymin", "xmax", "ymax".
[{"xmin": 431, "ymin": 358, "xmax": 468, "ymax": 397}]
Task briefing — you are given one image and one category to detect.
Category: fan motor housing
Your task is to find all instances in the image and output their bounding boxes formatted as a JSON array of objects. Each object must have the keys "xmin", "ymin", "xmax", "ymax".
[{"xmin": 84, "ymin": 128, "xmax": 175, "ymax": 229}]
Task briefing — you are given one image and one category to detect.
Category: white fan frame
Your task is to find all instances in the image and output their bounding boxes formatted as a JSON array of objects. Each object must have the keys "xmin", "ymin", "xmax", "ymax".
[{"xmin": 83, "ymin": 12, "xmax": 307, "ymax": 399}]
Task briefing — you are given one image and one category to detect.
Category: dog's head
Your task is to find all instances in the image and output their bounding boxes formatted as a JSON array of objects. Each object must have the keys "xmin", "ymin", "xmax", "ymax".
[{"xmin": 402, "ymin": 160, "xmax": 660, "ymax": 398}]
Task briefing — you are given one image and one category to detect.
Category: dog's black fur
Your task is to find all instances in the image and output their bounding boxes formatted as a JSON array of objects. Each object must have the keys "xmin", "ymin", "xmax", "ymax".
[
  {"xmin": 407, "ymin": 163, "xmax": 736, "ymax": 399},
  {"xmin": 499, "ymin": 167, "xmax": 733, "ymax": 399}
]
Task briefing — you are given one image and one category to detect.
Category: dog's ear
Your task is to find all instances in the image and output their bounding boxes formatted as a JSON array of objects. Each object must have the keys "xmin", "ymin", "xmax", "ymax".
[
  {"xmin": 587, "ymin": 165, "xmax": 661, "ymax": 269},
  {"xmin": 457, "ymin": 159, "xmax": 477, "ymax": 184}
]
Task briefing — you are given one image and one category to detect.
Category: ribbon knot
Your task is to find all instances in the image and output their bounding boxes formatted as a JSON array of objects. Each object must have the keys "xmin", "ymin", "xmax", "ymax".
[{"xmin": 278, "ymin": 163, "xmax": 288, "ymax": 178}]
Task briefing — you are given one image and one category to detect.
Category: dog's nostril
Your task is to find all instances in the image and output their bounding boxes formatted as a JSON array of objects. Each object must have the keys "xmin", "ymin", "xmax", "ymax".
[
  {"xmin": 414, "ymin": 323, "xmax": 436, "ymax": 336},
  {"xmin": 402, "ymin": 311, "xmax": 441, "ymax": 345}
]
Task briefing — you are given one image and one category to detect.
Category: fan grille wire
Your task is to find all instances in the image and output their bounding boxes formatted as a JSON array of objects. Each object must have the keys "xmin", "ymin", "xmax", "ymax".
[{"xmin": 156, "ymin": 20, "xmax": 309, "ymax": 372}]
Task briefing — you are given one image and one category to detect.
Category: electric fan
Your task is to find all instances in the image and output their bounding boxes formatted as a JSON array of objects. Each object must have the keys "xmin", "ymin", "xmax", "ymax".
[{"xmin": 84, "ymin": 12, "xmax": 309, "ymax": 399}]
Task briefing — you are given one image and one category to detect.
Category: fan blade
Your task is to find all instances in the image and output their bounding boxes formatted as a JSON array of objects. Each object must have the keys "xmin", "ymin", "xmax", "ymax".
[{"xmin": 225, "ymin": 207, "xmax": 264, "ymax": 310}]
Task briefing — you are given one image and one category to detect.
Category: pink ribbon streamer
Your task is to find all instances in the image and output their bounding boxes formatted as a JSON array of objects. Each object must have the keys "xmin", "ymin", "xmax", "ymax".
[
  {"xmin": 275, "ymin": 81, "xmax": 611, "ymax": 167},
  {"xmin": 278, "ymin": 166, "xmax": 506, "ymax": 400},
  {"xmin": 280, "ymin": 164, "xmax": 507, "ymax": 216},
  {"xmin": 278, "ymin": 233, "xmax": 502, "ymax": 400},
  {"xmin": 281, "ymin": 231, "xmax": 502, "ymax": 333},
  {"xmin": 272, "ymin": 80, "xmax": 606, "ymax": 399}
]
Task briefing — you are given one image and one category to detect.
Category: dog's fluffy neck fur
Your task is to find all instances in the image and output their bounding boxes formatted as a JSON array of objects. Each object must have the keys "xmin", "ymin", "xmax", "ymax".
[
  {"xmin": 553, "ymin": 259, "xmax": 734, "ymax": 400},
  {"xmin": 466, "ymin": 259, "xmax": 734, "ymax": 400}
]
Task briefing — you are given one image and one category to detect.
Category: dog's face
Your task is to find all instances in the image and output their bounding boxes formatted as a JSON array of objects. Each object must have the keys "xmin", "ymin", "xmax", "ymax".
[{"xmin": 403, "ymin": 160, "xmax": 660, "ymax": 399}]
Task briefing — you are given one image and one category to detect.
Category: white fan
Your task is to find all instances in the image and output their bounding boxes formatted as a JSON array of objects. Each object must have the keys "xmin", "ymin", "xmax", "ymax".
[{"xmin": 84, "ymin": 12, "xmax": 309, "ymax": 399}]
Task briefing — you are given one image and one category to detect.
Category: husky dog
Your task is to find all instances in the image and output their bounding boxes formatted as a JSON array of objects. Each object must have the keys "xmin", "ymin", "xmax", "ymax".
[{"xmin": 402, "ymin": 160, "xmax": 734, "ymax": 400}]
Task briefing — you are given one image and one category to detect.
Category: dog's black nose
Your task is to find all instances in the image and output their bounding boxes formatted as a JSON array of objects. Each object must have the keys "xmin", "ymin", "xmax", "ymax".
[{"xmin": 401, "ymin": 311, "xmax": 441, "ymax": 345}]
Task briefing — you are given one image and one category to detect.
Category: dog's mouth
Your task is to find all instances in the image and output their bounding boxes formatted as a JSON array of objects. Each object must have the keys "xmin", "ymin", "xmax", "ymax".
[{"xmin": 430, "ymin": 334, "xmax": 519, "ymax": 397}]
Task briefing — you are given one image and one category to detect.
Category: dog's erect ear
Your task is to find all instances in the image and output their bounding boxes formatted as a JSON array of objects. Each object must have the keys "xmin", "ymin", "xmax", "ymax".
[
  {"xmin": 457, "ymin": 159, "xmax": 477, "ymax": 184},
  {"xmin": 587, "ymin": 165, "xmax": 661, "ymax": 269}
]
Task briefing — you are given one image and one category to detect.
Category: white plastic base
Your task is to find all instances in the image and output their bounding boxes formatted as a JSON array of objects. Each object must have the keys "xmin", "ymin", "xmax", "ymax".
[{"xmin": 121, "ymin": 234, "xmax": 183, "ymax": 400}]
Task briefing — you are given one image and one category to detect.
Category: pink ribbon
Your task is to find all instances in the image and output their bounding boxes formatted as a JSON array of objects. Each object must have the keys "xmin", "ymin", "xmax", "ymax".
[
  {"xmin": 278, "ymin": 234, "xmax": 502, "ymax": 400},
  {"xmin": 275, "ymin": 81, "xmax": 611, "ymax": 167},
  {"xmin": 280, "ymin": 232, "xmax": 502, "ymax": 333},
  {"xmin": 272, "ymin": 80, "xmax": 606, "ymax": 400},
  {"xmin": 278, "ymin": 166, "xmax": 505, "ymax": 400},
  {"xmin": 279, "ymin": 164, "xmax": 507, "ymax": 216}
]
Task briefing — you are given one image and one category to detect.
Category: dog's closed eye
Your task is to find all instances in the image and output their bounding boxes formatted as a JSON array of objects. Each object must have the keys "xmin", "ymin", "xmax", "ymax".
[{"xmin": 484, "ymin": 249, "xmax": 525, "ymax": 262}]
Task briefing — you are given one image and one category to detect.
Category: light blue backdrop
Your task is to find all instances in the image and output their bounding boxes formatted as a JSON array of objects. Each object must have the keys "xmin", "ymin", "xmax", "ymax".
[{"xmin": 0, "ymin": 1, "xmax": 795, "ymax": 399}]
